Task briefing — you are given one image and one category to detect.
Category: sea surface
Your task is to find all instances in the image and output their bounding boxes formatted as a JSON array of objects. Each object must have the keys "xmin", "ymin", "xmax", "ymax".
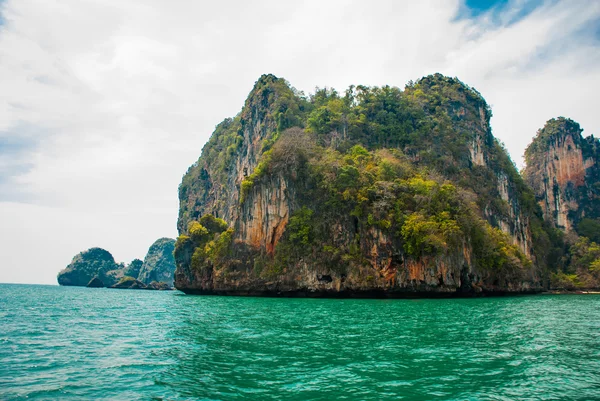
[{"xmin": 1, "ymin": 284, "xmax": 599, "ymax": 400}]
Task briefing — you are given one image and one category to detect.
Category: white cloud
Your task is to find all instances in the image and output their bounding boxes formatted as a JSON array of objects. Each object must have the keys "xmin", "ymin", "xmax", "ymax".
[{"xmin": 0, "ymin": 0, "xmax": 599, "ymax": 283}]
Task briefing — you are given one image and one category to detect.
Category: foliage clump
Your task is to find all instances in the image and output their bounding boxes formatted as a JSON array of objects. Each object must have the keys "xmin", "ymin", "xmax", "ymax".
[
  {"xmin": 174, "ymin": 214, "xmax": 233, "ymax": 273},
  {"xmin": 576, "ymin": 219, "xmax": 600, "ymax": 244},
  {"xmin": 257, "ymin": 144, "xmax": 532, "ymax": 277},
  {"xmin": 123, "ymin": 258, "xmax": 143, "ymax": 278},
  {"xmin": 524, "ymin": 117, "xmax": 583, "ymax": 161},
  {"xmin": 240, "ymin": 127, "xmax": 316, "ymax": 204},
  {"xmin": 551, "ymin": 237, "xmax": 600, "ymax": 289},
  {"xmin": 57, "ymin": 247, "xmax": 124, "ymax": 287}
]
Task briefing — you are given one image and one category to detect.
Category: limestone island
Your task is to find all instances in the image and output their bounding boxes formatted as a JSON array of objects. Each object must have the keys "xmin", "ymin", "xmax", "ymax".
[
  {"xmin": 173, "ymin": 74, "xmax": 600, "ymax": 297},
  {"xmin": 57, "ymin": 238, "xmax": 176, "ymax": 290}
]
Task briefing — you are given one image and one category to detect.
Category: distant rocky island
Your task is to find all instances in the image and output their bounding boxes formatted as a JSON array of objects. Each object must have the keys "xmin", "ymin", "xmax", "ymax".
[
  {"xmin": 173, "ymin": 74, "xmax": 600, "ymax": 297},
  {"xmin": 57, "ymin": 238, "xmax": 176, "ymax": 290},
  {"xmin": 524, "ymin": 117, "xmax": 600, "ymax": 289}
]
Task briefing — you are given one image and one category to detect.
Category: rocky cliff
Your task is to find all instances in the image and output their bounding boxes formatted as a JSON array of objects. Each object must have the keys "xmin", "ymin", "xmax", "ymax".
[
  {"xmin": 523, "ymin": 117, "xmax": 600, "ymax": 289},
  {"xmin": 57, "ymin": 248, "xmax": 124, "ymax": 287},
  {"xmin": 175, "ymin": 74, "xmax": 555, "ymax": 296},
  {"xmin": 58, "ymin": 238, "xmax": 177, "ymax": 288},
  {"xmin": 137, "ymin": 238, "xmax": 177, "ymax": 286},
  {"xmin": 524, "ymin": 117, "xmax": 600, "ymax": 233}
]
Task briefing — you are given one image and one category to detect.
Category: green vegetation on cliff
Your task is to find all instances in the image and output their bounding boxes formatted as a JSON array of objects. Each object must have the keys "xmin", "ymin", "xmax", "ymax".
[
  {"xmin": 259, "ymin": 142, "xmax": 530, "ymax": 282},
  {"xmin": 178, "ymin": 75, "xmax": 310, "ymax": 229},
  {"xmin": 123, "ymin": 258, "xmax": 143, "ymax": 278},
  {"xmin": 175, "ymin": 73, "xmax": 561, "ymax": 295},
  {"xmin": 174, "ymin": 215, "xmax": 232, "ymax": 274},
  {"xmin": 551, "ymin": 237, "xmax": 600, "ymax": 289},
  {"xmin": 57, "ymin": 248, "xmax": 123, "ymax": 287},
  {"xmin": 524, "ymin": 117, "xmax": 600, "ymax": 230},
  {"xmin": 524, "ymin": 117, "xmax": 600, "ymax": 289},
  {"xmin": 525, "ymin": 117, "xmax": 584, "ymax": 157},
  {"xmin": 299, "ymin": 76, "xmax": 550, "ymax": 265}
]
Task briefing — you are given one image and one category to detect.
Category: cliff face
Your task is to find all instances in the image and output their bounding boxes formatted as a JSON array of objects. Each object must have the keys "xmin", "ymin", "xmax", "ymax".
[
  {"xmin": 178, "ymin": 75, "xmax": 304, "ymax": 231},
  {"xmin": 175, "ymin": 74, "xmax": 552, "ymax": 296},
  {"xmin": 403, "ymin": 77, "xmax": 535, "ymax": 261},
  {"xmin": 137, "ymin": 238, "xmax": 176, "ymax": 286},
  {"xmin": 524, "ymin": 117, "xmax": 600, "ymax": 233}
]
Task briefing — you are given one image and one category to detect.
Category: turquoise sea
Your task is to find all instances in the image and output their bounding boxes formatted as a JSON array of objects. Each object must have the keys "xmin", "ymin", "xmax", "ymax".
[{"xmin": 1, "ymin": 284, "xmax": 599, "ymax": 400}]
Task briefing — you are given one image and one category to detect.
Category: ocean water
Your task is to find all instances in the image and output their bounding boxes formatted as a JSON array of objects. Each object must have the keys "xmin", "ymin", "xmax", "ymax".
[{"xmin": 1, "ymin": 284, "xmax": 599, "ymax": 400}]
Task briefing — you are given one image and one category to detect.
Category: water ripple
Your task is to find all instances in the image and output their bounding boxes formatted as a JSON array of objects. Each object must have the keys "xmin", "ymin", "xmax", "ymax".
[{"xmin": 1, "ymin": 285, "xmax": 600, "ymax": 400}]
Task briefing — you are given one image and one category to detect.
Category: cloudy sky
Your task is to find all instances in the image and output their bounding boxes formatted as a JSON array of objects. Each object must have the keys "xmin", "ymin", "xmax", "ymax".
[{"xmin": 1, "ymin": 0, "xmax": 599, "ymax": 284}]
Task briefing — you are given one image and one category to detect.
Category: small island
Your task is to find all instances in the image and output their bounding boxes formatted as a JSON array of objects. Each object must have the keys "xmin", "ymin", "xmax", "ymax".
[
  {"xmin": 173, "ymin": 74, "xmax": 600, "ymax": 297},
  {"xmin": 57, "ymin": 238, "xmax": 176, "ymax": 290}
]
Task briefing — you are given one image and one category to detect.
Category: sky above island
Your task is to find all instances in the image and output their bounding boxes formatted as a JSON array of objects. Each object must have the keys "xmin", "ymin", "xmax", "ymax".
[{"xmin": 0, "ymin": 0, "xmax": 599, "ymax": 284}]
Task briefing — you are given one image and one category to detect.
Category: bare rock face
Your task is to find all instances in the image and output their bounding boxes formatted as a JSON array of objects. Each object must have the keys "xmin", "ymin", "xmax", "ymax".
[
  {"xmin": 137, "ymin": 238, "xmax": 176, "ymax": 286},
  {"xmin": 175, "ymin": 74, "xmax": 554, "ymax": 297},
  {"xmin": 524, "ymin": 117, "xmax": 600, "ymax": 233},
  {"xmin": 237, "ymin": 171, "xmax": 295, "ymax": 255},
  {"xmin": 177, "ymin": 74, "xmax": 289, "ymax": 231}
]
